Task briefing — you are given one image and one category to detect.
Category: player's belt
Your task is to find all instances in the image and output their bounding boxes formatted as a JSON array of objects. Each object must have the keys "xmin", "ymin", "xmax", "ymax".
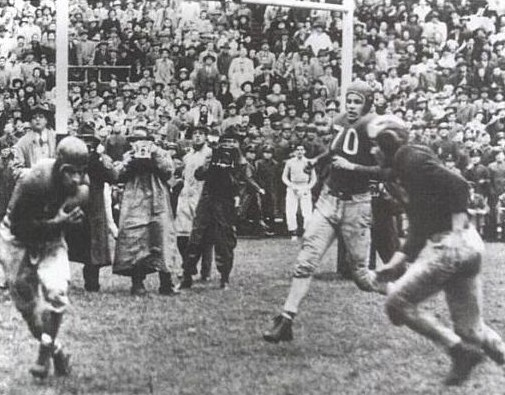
[{"xmin": 327, "ymin": 190, "xmax": 354, "ymax": 201}]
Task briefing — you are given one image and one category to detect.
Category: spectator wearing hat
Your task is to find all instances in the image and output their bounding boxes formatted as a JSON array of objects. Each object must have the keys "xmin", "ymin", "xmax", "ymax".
[
  {"xmin": 445, "ymin": 105, "xmax": 464, "ymax": 137},
  {"xmin": 75, "ymin": 30, "xmax": 95, "ymax": 66},
  {"xmin": 221, "ymin": 103, "xmax": 242, "ymax": 132},
  {"xmin": 236, "ymin": 144, "xmax": 266, "ymax": 235},
  {"xmin": 102, "ymin": 9, "xmax": 121, "ymax": 36},
  {"xmin": 431, "ymin": 121, "xmax": 461, "ymax": 162},
  {"xmin": 293, "ymin": 50, "xmax": 312, "ymax": 93},
  {"xmin": 178, "ymin": 44, "xmax": 198, "ymax": 75},
  {"xmin": 304, "ymin": 19, "xmax": 332, "ymax": 58},
  {"xmin": 20, "ymin": 51, "xmax": 40, "ymax": 83},
  {"xmin": 205, "ymin": 90, "xmax": 224, "ymax": 125},
  {"xmin": 93, "ymin": 40, "xmax": 110, "ymax": 66},
  {"xmin": 266, "ymin": 82, "xmax": 286, "ymax": 107},
  {"xmin": 11, "ymin": 36, "xmax": 28, "ymax": 61},
  {"xmin": 474, "ymin": 87, "xmax": 496, "ymax": 120},
  {"xmin": 217, "ymin": 42, "xmax": 233, "ymax": 77},
  {"xmin": 308, "ymin": 49, "xmax": 329, "ymax": 84},
  {"xmin": 353, "ymin": 36, "xmax": 376, "ymax": 75},
  {"xmin": 216, "ymin": 75, "xmax": 233, "ymax": 108},
  {"xmin": 195, "ymin": 53, "xmax": 219, "ymax": 97},
  {"xmin": 228, "ymin": 46, "xmax": 255, "ymax": 99},
  {"xmin": 0, "ymin": 56, "xmax": 11, "ymax": 91},
  {"xmin": 467, "ymin": 181, "xmax": 490, "ymax": 237},
  {"xmin": 105, "ymin": 120, "xmax": 128, "ymax": 162},
  {"xmin": 383, "ymin": 67, "xmax": 401, "ymax": 100},
  {"xmin": 455, "ymin": 90, "xmax": 477, "ymax": 125},
  {"xmin": 256, "ymin": 144, "xmax": 279, "ymax": 234},
  {"xmin": 273, "ymin": 29, "xmax": 295, "ymax": 56},
  {"xmin": 11, "ymin": 103, "xmax": 56, "ymax": 179},
  {"xmin": 256, "ymin": 39, "xmax": 276, "ymax": 71},
  {"xmin": 154, "ymin": 47, "xmax": 175, "ymax": 87},
  {"xmin": 319, "ymin": 64, "xmax": 339, "ymax": 101},
  {"xmin": 464, "ymin": 149, "xmax": 491, "ymax": 198}
]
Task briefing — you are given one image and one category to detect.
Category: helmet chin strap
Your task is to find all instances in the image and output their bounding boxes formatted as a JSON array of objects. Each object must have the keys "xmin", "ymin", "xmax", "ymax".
[{"xmin": 193, "ymin": 142, "xmax": 205, "ymax": 151}]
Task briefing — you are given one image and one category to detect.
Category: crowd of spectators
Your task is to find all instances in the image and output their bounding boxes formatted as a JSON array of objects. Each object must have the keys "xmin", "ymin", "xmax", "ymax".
[
  {"xmin": 0, "ymin": 0, "xmax": 56, "ymax": 140},
  {"xmin": 0, "ymin": 0, "xmax": 504, "ymax": 237}
]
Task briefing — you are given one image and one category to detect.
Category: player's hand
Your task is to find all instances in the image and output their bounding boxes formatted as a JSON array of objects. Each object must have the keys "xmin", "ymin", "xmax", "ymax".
[
  {"xmin": 332, "ymin": 155, "xmax": 356, "ymax": 171},
  {"xmin": 123, "ymin": 150, "xmax": 134, "ymax": 167},
  {"xmin": 54, "ymin": 206, "xmax": 85, "ymax": 225},
  {"xmin": 375, "ymin": 252, "xmax": 408, "ymax": 283},
  {"xmin": 304, "ymin": 159, "xmax": 316, "ymax": 173},
  {"xmin": 259, "ymin": 188, "xmax": 266, "ymax": 195}
]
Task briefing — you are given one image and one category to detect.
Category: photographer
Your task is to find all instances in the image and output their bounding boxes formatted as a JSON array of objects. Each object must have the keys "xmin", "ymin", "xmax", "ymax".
[
  {"xmin": 66, "ymin": 133, "xmax": 118, "ymax": 292},
  {"xmin": 113, "ymin": 126, "xmax": 180, "ymax": 296},
  {"xmin": 179, "ymin": 126, "xmax": 250, "ymax": 290}
]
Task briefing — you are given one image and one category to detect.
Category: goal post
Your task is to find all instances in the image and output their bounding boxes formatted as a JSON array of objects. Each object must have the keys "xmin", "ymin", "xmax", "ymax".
[
  {"xmin": 241, "ymin": 0, "xmax": 354, "ymax": 108},
  {"xmin": 56, "ymin": 0, "xmax": 69, "ymax": 135}
]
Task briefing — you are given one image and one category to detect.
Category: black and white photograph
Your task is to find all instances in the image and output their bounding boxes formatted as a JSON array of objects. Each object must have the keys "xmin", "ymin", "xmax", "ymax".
[{"xmin": 2, "ymin": 0, "xmax": 505, "ymax": 393}]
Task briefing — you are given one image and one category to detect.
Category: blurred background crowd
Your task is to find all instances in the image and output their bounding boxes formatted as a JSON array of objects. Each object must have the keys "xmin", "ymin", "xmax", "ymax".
[
  {"xmin": 1, "ymin": 0, "xmax": 505, "ymax": 239},
  {"xmin": 0, "ymin": 0, "xmax": 56, "ymax": 139}
]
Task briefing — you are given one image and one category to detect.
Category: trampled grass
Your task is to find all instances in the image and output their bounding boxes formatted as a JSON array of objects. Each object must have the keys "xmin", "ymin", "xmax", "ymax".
[{"xmin": 1, "ymin": 239, "xmax": 505, "ymax": 394}]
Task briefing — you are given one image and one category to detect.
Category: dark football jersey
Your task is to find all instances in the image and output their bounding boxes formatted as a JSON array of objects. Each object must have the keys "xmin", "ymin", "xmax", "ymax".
[{"xmin": 325, "ymin": 113, "xmax": 376, "ymax": 195}]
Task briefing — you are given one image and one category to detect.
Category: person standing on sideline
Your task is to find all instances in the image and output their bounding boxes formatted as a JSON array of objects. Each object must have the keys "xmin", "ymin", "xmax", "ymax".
[
  {"xmin": 175, "ymin": 126, "xmax": 213, "ymax": 282},
  {"xmin": 178, "ymin": 127, "xmax": 252, "ymax": 290},
  {"xmin": 282, "ymin": 145, "xmax": 316, "ymax": 240},
  {"xmin": 11, "ymin": 104, "xmax": 56, "ymax": 179},
  {"xmin": 263, "ymin": 81, "xmax": 383, "ymax": 343},
  {"xmin": 372, "ymin": 116, "xmax": 505, "ymax": 386},
  {"xmin": 66, "ymin": 133, "xmax": 118, "ymax": 292},
  {"xmin": 113, "ymin": 127, "xmax": 180, "ymax": 296},
  {"xmin": 0, "ymin": 137, "xmax": 89, "ymax": 378}
]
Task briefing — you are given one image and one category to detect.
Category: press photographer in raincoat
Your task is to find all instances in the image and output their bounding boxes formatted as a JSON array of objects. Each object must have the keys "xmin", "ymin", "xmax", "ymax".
[{"xmin": 113, "ymin": 126, "xmax": 180, "ymax": 296}]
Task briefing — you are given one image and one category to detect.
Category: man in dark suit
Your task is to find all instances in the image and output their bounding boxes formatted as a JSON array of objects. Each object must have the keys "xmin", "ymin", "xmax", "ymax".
[{"xmin": 194, "ymin": 54, "xmax": 220, "ymax": 97}]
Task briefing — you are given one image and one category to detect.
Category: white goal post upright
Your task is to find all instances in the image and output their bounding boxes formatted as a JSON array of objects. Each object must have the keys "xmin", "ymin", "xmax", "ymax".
[
  {"xmin": 241, "ymin": 0, "xmax": 354, "ymax": 108},
  {"xmin": 56, "ymin": 0, "xmax": 69, "ymax": 136}
]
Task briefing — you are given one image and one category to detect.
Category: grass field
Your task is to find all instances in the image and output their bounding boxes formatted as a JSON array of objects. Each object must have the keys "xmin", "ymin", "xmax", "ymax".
[{"xmin": 1, "ymin": 238, "xmax": 505, "ymax": 395}]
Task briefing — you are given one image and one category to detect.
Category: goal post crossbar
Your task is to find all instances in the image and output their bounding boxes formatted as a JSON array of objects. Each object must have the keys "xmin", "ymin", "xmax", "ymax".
[{"xmin": 241, "ymin": 0, "xmax": 351, "ymax": 13}]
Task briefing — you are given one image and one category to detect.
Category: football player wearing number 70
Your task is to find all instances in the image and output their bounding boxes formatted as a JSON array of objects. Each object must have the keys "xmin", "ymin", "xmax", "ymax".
[{"xmin": 263, "ymin": 80, "xmax": 388, "ymax": 343}]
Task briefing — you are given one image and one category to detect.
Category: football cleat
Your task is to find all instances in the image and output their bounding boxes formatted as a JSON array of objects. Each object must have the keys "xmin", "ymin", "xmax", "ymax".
[
  {"xmin": 263, "ymin": 315, "xmax": 293, "ymax": 343},
  {"xmin": 444, "ymin": 342, "xmax": 484, "ymax": 386}
]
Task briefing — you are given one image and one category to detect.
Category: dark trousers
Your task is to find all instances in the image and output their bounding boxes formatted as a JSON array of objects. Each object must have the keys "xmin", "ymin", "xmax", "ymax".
[
  {"xmin": 177, "ymin": 236, "xmax": 213, "ymax": 278},
  {"xmin": 83, "ymin": 265, "xmax": 100, "ymax": 291},
  {"xmin": 184, "ymin": 198, "xmax": 237, "ymax": 282},
  {"xmin": 369, "ymin": 197, "xmax": 400, "ymax": 269}
]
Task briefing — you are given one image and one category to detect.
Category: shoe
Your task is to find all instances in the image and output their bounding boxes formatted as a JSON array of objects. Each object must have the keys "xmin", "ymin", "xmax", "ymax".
[
  {"xmin": 444, "ymin": 342, "xmax": 484, "ymax": 386},
  {"xmin": 159, "ymin": 287, "xmax": 180, "ymax": 296},
  {"xmin": 219, "ymin": 278, "xmax": 229, "ymax": 290},
  {"xmin": 178, "ymin": 276, "xmax": 193, "ymax": 289},
  {"xmin": 263, "ymin": 314, "xmax": 293, "ymax": 343},
  {"xmin": 131, "ymin": 284, "xmax": 147, "ymax": 296},
  {"xmin": 483, "ymin": 341, "xmax": 505, "ymax": 365},
  {"xmin": 53, "ymin": 347, "xmax": 71, "ymax": 376},
  {"xmin": 290, "ymin": 235, "xmax": 298, "ymax": 241},
  {"xmin": 159, "ymin": 272, "xmax": 180, "ymax": 296},
  {"xmin": 29, "ymin": 343, "xmax": 53, "ymax": 379},
  {"xmin": 84, "ymin": 284, "xmax": 100, "ymax": 292}
]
